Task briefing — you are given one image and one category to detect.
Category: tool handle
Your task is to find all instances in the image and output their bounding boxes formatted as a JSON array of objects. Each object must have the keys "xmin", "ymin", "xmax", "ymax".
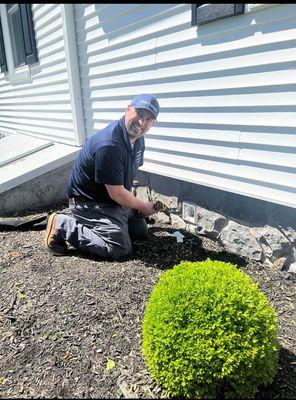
[{"xmin": 154, "ymin": 200, "xmax": 167, "ymax": 212}]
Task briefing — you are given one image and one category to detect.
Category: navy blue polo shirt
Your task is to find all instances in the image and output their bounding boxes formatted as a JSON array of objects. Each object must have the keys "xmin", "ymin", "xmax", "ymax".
[{"xmin": 67, "ymin": 117, "xmax": 145, "ymax": 205}]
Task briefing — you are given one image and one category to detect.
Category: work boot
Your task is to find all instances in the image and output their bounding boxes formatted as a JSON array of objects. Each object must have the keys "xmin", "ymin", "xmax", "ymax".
[{"xmin": 44, "ymin": 212, "xmax": 67, "ymax": 256}]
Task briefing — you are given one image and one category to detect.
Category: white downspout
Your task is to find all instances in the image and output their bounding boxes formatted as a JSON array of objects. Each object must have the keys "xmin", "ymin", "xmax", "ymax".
[{"xmin": 61, "ymin": 4, "xmax": 85, "ymax": 146}]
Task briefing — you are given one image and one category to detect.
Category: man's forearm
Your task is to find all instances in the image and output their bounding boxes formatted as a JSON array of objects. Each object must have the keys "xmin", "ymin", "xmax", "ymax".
[{"xmin": 106, "ymin": 185, "xmax": 146, "ymax": 211}]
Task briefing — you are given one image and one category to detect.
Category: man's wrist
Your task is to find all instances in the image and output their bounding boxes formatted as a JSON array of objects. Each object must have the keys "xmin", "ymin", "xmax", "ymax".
[{"xmin": 136, "ymin": 200, "xmax": 147, "ymax": 213}]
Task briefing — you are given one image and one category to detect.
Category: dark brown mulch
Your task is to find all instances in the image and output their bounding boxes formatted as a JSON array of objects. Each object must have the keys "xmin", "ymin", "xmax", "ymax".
[{"xmin": 0, "ymin": 205, "xmax": 295, "ymax": 399}]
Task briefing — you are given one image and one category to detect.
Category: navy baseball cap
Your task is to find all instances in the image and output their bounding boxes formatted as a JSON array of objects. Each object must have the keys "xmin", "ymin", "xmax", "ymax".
[{"xmin": 131, "ymin": 94, "xmax": 160, "ymax": 120}]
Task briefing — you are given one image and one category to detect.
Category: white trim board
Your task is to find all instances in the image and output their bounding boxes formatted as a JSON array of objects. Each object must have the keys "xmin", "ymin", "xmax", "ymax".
[
  {"xmin": 61, "ymin": 4, "xmax": 86, "ymax": 146},
  {"xmin": 0, "ymin": 4, "xmax": 32, "ymax": 83}
]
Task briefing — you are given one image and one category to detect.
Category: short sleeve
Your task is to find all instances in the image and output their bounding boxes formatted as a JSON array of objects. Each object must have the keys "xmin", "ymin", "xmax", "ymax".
[{"xmin": 95, "ymin": 145, "xmax": 126, "ymax": 185}]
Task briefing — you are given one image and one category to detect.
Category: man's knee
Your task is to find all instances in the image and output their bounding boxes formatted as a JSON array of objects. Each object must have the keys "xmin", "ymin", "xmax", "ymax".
[
  {"xmin": 110, "ymin": 242, "xmax": 132, "ymax": 259},
  {"xmin": 82, "ymin": 240, "xmax": 131, "ymax": 260}
]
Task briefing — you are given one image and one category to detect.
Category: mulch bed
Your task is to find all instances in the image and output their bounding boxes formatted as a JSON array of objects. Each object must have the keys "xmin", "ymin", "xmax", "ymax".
[{"xmin": 0, "ymin": 204, "xmax": 295, "ymax": 399}]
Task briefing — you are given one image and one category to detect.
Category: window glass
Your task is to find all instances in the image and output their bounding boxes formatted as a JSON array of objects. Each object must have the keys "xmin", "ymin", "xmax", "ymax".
[
  {"xmin": 6, "ymin": 4, "xmax": 26, "ymax": 68},
  {"xmin": 0, "ymin": 18, "xmax": 8, "ymax": 72}
]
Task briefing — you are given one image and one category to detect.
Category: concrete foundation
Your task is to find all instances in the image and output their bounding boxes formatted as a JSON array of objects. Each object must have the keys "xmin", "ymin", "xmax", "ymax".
[{"xmin": 0, "ymin": 162, "xmax": 73, "ymax": 217}]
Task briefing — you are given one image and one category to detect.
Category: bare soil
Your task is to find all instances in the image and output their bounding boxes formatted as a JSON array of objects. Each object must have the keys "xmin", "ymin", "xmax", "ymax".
[{"xmin": 0, "ymin": 203, "xmax": 295, "ymax": 399}]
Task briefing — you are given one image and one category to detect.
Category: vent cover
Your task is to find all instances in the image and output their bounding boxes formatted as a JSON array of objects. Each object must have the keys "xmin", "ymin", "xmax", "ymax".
[{"xmin": 182, "ymin": 201, "xmax": 196, "ymax": 223}]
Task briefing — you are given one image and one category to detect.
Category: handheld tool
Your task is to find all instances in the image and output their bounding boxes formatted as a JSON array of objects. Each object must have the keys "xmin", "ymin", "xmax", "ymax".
[
  {"xmin": 153, "ymin": 200, "xmax": 175, "ymax": 216},
  {"xmin": 135, "ymin": 200, "xmax": 173, "ymax": 222},
  {"xmin": 153, "ymin": 200, "xmax": 168, "ymax": 212}
]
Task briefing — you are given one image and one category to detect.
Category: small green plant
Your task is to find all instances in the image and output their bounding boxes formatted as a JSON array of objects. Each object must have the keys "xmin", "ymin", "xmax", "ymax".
[
  {"xmin": 42, "ymin": 330, "xmax": 51, "ymax": 339},
  {"xmin": 52, "ymin": 332, "xmax": 64, "ymax": 342},
  {"xmin": 106, "ymin": 359, "xmax": 116, "ymax": 371},
  {"xmin": 142, "ymin": 259, "xmax": 279, "ymax": 399},
  {"xmin": 16, "ymin": 286, "xmax": 26, "ymax": 300}
]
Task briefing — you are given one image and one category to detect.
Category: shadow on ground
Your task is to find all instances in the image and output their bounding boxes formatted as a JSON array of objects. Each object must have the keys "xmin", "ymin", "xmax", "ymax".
[
  {"xmin": 132, "ymin": 225, "xmax": 247, "ymax": 270},
  {"xmin": 63, "ymin": 225, "xmax": 247, "ymax": 271}
]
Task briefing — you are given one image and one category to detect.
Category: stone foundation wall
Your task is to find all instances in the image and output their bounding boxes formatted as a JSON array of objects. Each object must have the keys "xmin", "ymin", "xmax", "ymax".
[{"xmin": 134, "ymin": 171, "xmax": 296, "ymax": 272}]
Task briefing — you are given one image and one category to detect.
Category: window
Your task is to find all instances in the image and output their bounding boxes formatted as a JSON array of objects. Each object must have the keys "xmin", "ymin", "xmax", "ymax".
[
  {"xmin": 0, "ymin": 4, "xmax": 38, "ymax": 79},
  {"xmin": 191, "ymin": 4, "xmax": 244, "ymax": 26},
  {"xmin": 7, "ymin": 4, "xmax": 27, "ymax": 68}
]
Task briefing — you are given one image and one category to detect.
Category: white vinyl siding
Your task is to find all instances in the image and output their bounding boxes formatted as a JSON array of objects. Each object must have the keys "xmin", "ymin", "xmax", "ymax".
[
  {"xmin": 0, "ymin": 4, "xmax": 76, "ymax": 145},
  {"xmin": 75, "ymin": 4, "xmax": 295, "ymax": 208}
]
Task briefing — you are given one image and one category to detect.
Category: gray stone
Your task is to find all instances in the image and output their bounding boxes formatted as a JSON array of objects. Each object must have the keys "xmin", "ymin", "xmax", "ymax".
[
  {"xmin": 220, "ymin": 221, "xmax": 264, "ymax": 262},
  {"xmin": 150, "ymin": 190, "xmax": 179, "ymax": 210},
  {"xmin": 187, "ymin": 224, "xmax": 198, "ymax": 234},
  {"xmin": 170, "ymin": 214, "xmax": 187, "ymax": 230},
  {"xmin": 155, "ymin": 212, "xmax": 170, "ymax": 224},
  {"xmin": 251, "ymin": 225, "xmax": 291, "ymax": 260},
  {"xmin": 263, "ymin": 258, "xmax": 274, "ymax": 268},
  {"xmin": 250, "ymin": 227, "xmax": 273, "ymax": 258},
  {"xmin": 273, "ymin": 257, "xmax": 289, "ymax": 270},
  {"xmin": 135, "ymin": 186, "xmax": 150, "ymax": 203},
  {"xmin": 195, "ymin": 206, "xmax": 227, "ymax": 239},
  {"xmin": 278, "ymin": 226, "xmax": 296, "ymax": 245},
  {"xmin": 288, "ymin": 262, "xmax": 296, "ymax": 274}
]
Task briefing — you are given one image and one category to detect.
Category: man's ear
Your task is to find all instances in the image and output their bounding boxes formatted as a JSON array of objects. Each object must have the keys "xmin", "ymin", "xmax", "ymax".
[{"xmin": 126, "ymin": 104, "xmax": 132, "ymax": 113}]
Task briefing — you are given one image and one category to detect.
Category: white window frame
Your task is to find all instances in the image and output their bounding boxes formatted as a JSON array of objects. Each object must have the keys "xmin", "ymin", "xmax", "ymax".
[{"xmin": 0, "ymin": 4, "xmax": 31, "ymax": 83}]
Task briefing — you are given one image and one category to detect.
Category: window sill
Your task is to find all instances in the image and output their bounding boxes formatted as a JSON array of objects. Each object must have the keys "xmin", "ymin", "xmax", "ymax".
[{"xmin": 7, "ymin": 65, "xmax": 32, "ymax": 84}]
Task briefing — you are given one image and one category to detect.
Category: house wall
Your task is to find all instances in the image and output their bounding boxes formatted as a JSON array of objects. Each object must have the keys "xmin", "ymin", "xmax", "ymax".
[
  {"xmin": 0, "ymin": 4, "xmax": 77, "ymax": 145},
  {"xmin": 74, "ymin": 3, "xmax": 296, "ymax": 210}
]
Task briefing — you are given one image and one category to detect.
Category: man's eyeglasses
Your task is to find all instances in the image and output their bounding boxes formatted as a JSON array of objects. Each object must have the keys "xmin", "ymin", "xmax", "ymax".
[{"xmin": 132, "ymin": 106, "xmax": 156, "ymax": 124}]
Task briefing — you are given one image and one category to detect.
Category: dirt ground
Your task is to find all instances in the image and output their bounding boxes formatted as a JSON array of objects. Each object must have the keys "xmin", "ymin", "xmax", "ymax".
[{"xmin": 0, "ymin": 203, "xmax": 295, "ymax": 399}]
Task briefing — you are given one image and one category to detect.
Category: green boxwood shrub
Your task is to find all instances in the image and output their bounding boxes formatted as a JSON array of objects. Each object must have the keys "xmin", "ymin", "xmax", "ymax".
[{"xmin": 142, "ymin": 259, "xmax": 279, "ymax": 399}]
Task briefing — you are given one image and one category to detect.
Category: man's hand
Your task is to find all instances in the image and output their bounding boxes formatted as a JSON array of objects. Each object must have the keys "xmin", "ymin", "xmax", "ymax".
[{"xmin": 138, "ymin": 202, "xmax": 156, "ymax": 216}]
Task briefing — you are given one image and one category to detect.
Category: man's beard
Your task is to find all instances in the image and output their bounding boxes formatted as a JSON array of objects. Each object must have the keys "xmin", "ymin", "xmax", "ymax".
[{"xmin": 127, "ymin": 121, "xmax": 145, "ymax": 140}]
